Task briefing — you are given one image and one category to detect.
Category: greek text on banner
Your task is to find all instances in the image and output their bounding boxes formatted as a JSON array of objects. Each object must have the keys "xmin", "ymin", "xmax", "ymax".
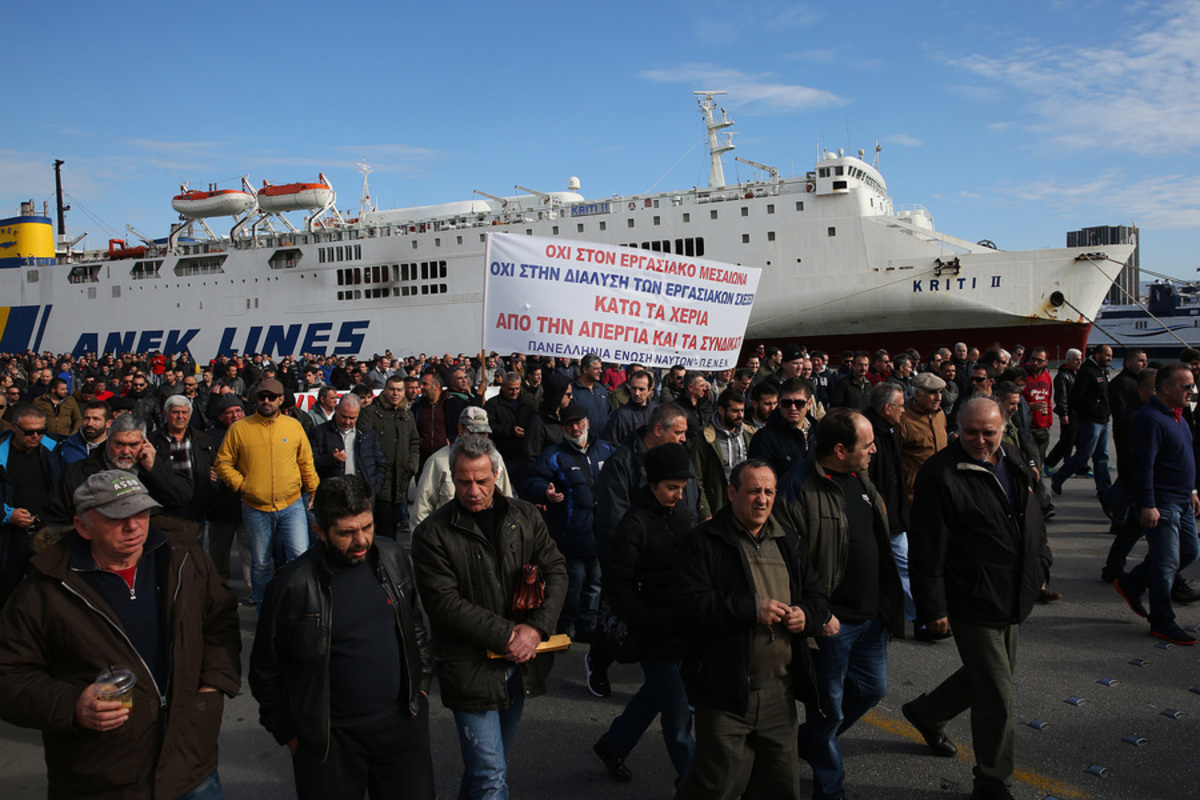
[{"xmin": 482, "ymin": 233, "xmax": 760, "ymax": 370}]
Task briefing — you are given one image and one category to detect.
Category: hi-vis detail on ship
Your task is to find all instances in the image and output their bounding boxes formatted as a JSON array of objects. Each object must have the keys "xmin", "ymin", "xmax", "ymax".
[{"xmin": 0, "ymin": 92, "xmax": 1134, "ymax": 360}]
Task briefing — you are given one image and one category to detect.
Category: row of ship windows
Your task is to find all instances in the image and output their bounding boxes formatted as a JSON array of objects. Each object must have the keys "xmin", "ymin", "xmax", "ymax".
[
  {"xmin": 337, "ymin": 284, "xmax": 448, "ymax": 301},
  {"xmin": 335, "ymin": 261, "xmax": 448, "ymax": 286},
  {"xmin": 319, "ymin": 245, "xmax": 364, "ymax": 263}
]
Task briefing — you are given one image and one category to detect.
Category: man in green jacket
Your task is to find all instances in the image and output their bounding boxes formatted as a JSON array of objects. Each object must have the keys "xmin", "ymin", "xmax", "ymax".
[{"xmin": 0, "ymin": 470, "xmax": 241, "ymax": 800}]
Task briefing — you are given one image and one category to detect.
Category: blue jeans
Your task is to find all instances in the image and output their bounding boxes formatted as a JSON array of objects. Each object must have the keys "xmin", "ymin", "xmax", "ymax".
[
  {"xmin": 176, "ymin": 771, "xmax": 222, "ymax": 800},
  {"xmin": 890, "ymin": 532, "xmax": 916, "ymax": 622},
  {"xmin": 243, "ymin": 499, "xmax": 310, "ymax": 606},
  {"xmin": 1125, "ymin": 504, "xmax": 1200, "ymax": 627},
  {"xmin": 799, "ymin": 616, "xmax": 889, "ymax": 800},
  {"xmin": 453, "ymin": 667, "xmax": 525, "ymax": 800},
  {"xmin": 1054, "ymin": 421, "xmax": 1111, "ymax": 495},
  {"xmin": 605, "ymin": 659, "xmax": 695, "ymax": 783},
  {"xmin": 560, "ymin": 556, "xmax": 601, "ymax": 637}
]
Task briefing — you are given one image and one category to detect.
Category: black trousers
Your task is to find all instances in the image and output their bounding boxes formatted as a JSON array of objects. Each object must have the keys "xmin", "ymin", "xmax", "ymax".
[
  {"xmin": 373, "ymin": 499, "xmax": 410, "ymax": 547},
  {"xmin": 292, "ymin": 701, "xmax": 435, "ymax": 800}
]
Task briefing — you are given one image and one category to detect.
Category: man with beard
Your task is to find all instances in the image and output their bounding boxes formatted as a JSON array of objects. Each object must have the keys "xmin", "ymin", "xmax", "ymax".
[
  {"xmin": 55, "ymin": 401, "xmax": 112, "ymax": 465},
  {"xmin": 694, "ymin": 389, "xmax": 756, "ymax": 515},
  {"xmin": 46, "ymin": 413, "xmax": 193, "ymax": 530},
  {"xmin": 748, "ymin": 381, "xmax": 779, "ymax": 432},
  {"xmin": 360, "ymin": 374, "xmax": 420, "ymax": 543},
  {"xmin": 600, "ymin": 370, "xmax": 657, "ymax": 447},
  {"xmin": 829, "ymin": 352, "xmax": 872, "ymax": 411},
  {"xmin": 215, "ymin": 378, "xmax": 320, "ymax": 608},
  {"xmin": 522, "ymin": 405, "xmax": 613, "ymax": 642},
  {"xmin": 33, "ymin": 378, "xmax": 81, "ymax": 438},
  {"xmin": 251, "ymin": 475, "xmax": 435, "ymax": 800}
]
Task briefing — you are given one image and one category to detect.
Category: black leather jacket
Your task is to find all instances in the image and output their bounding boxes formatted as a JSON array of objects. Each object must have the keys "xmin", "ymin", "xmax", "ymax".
[{"xmin": 249, "ymin": 539, "xmax": 432, "ymax": 759}]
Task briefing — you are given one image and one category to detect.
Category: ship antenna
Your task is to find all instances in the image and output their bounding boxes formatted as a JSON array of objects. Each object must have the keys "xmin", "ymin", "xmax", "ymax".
[
  {"xmin": 693, "ymin": 90, "xmax": 734, "ymax": 189},
  {"xmin": 873, "ymin": 141, "xmax": 882, "ymax": 169},
  {"xmin": 357, "ymin": 157, "xmax": 376, "ymax": 215}
]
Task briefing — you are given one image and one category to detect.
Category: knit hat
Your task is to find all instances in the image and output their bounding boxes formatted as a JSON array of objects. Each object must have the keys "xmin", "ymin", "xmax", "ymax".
[{"xmin": 645, "ymin": 442, "xmax": 693, "ymax": 482}]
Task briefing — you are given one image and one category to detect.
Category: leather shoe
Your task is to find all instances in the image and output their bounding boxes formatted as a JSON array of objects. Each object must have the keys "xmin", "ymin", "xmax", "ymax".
[
  {"xmin": 593, "ymin": 735, "xmax": 632, "ymax": 782},
  {"xmin": 1037, "ymin": 587, "xmax": 1063, "ymax": 603},
  {"xmin": 1115, "ymin": 576, "xmax": 1148, "ymax": 618},
  {"xmin": 1172, "ymin": 578, "xmax": 1200, "ymax": 605},
  {"xmin": 902, "ymin": 700, "xmax": 957, "ymax": 757},
  {"xmin": 913, "ymin": 625, "xmax": 952, "ymax": 642}
]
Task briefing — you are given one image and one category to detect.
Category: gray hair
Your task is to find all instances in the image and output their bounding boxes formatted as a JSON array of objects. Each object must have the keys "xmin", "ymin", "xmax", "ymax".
[
  {"xmin": 449, "ymin": 433, "xmax": 503, "ymax": 476},
  {"xmin": 870, "ymin": 381, "xmax": 905, "ymax": 413},
  {"xmin": 504, "ymin": 371, "xmax": 522, "ymax": 384},
  {"xmin": 163, "ymin": 394, "xmax": 192, "ymax": 414},
  {"xmin": 581, "ymin": 353, "xmax": 602, "ymax": 369},
  {"xmin": 1065, "ymin": 348, "xmax": 1082, "ymax": 360},
  {"xmin": 110, "ymin": 414, "xmax": 148, "ymax": 438},
  {"xmin": 958, "ymin": 396, "xmax": 1002, "ymax": 424},
  {"xmin": 336, "ymin": 393, "xmax": 361, "ymax": 412}
]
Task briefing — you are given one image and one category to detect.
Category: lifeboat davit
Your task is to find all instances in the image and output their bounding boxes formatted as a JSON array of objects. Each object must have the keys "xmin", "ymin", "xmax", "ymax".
[
  {"xmin": 258, "ymin": 173, "xmax": 335, "ymax": 213},
  {"xmin": 171, "ymin": 187, "xmax": 255, "ymax": 219}
]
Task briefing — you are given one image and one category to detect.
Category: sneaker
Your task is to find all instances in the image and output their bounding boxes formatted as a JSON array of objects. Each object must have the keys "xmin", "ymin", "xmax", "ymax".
[
  {"xmin": 1151, "ymin": 623, "xmax": 1197, "ymax": 646},
  {"xmin": 1172, "ymin": 578, "xmax": 1200, "ymax": 605},
  {"xmin": 1114, "ymin": 577, "xmax": 1148, "ymax": 618},
  {"xmin": 585, "ymin": 651, "xmax": 611, "ymax": 698},
  {"xmin": 593, "ymin": 735, "xmax": 633, "ymax": 782}
]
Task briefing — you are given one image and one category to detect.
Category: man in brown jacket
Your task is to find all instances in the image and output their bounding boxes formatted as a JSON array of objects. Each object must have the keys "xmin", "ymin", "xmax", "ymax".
[
  {"xmin": 0, "ymin": 470, "xmax": 241, "ymax": 799},
  {"xmin": 33, "ymin": 377, "xmax": 82, "ymax": 438},
  {"xmin": 898, "ymin": 372, "xmax": 949, "ymax": 505}
]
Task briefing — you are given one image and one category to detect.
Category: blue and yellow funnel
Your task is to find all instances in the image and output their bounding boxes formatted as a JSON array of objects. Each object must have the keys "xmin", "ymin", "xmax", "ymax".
[{"xmin": 0, "ymin": 215, "xmax": 55, "ymax": 268}]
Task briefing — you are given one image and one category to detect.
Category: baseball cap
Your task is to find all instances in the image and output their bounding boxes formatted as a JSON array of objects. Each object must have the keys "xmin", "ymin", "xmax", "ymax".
[
  {"xmin": 73, "ymin": 470, "xmax": 162, "ymax": 519},
  {"xmin": 459, "ymin": 406, "xmax": 492, "ymax": 434}
]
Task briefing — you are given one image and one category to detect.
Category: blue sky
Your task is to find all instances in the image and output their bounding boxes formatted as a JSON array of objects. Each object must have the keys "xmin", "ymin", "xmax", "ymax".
[{"xmin": 4, "ymin": 0, "xmax": 1198, "ymax": 282}]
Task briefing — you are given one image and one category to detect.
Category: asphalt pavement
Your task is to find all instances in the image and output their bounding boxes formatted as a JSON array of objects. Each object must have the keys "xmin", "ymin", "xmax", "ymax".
[{"xmin": 2, "ymin": 470, "xmax": 1198, "ymax": 800}]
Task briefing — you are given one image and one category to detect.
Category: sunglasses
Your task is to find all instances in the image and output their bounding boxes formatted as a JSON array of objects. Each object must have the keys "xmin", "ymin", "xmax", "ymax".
[
  {"xmin": 17, "ymin": 426, "xmax": 46, "ymax": 436},
  {"xmin": 971, "ymin": 376, "xmax": 990, "ymax": 383},
  {"xmin": 779, "ymin": 397, "xmax": 809, "ymax": 409},
  {"xmin": 257, "ymin": 392, "xmax": 281, "ymax": 401}
]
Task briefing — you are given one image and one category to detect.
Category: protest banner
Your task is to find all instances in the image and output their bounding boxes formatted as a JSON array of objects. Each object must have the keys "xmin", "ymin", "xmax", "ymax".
[{"xmin": 482, "ymin": 233, "xmax": 760, "ymax": 370}]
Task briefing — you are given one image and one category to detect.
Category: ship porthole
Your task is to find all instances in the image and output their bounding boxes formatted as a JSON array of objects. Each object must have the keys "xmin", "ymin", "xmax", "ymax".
[{"xmin": 1049, "ymin": 291, "xmax": 1065, "ymax": 308}]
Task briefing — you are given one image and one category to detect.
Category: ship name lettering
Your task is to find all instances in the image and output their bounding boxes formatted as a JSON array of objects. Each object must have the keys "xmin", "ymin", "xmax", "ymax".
[{"xmin": 991, "ymin": 275, "xmax": 1001, "ymax": 288}]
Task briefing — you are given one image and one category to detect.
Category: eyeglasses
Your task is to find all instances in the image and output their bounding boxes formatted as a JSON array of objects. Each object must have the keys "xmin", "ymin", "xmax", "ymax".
[
  {"xmin": 779, "ymin": 397, "xmax": 809, "ymax": 409},
  {"xmin": 257, "ymin": 392, "xmax": 281, "ymax": 401},
  {"xmin": 17, "ymin": 426, "xmax": 46, "ymax": 436}
]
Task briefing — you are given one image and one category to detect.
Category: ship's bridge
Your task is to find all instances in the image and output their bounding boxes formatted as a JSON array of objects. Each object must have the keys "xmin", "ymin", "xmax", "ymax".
[{"xmin": 810, "ymin": 151, "xmax": 891, "ymax": 216}]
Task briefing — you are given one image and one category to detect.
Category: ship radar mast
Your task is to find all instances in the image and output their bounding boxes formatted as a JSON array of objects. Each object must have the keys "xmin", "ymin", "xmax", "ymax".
[
  {"xmin": 357, "ymin": 158, "xmax": 376, "ymax": 216},
  {"xmin": 694, "ymin": 91, "xmax": 735, "ymax": 189}
]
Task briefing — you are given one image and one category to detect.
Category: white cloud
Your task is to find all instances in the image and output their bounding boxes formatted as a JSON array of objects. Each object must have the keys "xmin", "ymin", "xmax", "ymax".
[
  {"xmin": 882, "ymin": 133, "xmax": 923, "ymax": 147},
  {"xmin": 995, "ymin": 171, "xmax": 1200, "ymax": 231},
  {"xmin": 638, "ymin": 64, "xmax": 847, "ymax": 112},
  {"xmin": 949, "ymin": 1, "xmax": 1200, "ymax": 151}
]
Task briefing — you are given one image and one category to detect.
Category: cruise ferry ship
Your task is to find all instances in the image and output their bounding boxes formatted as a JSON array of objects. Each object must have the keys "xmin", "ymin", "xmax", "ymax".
[{"xmin": 0, "ymin": 92, "xmax": 1134, "ymax": 360}]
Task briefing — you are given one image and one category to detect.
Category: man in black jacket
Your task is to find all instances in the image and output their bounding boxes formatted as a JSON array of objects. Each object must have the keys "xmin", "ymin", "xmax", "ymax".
[
  {"xmin": 359, "ymin": 375, "xmax": 420, "ymax": 543},
  {"xmin": 1044, "ymin": 348, "xmax": 1081, "ymax": 470},
  {"xmin": 250, "ymin": 475, "xmax": 434, "ymax": 800},
  {"xmin": 675, "ymin": 459, "xmax": 828, "ymax": 800},
  {"xmin": 865, "ymin": 382, "xmax": 914, "ymax": 624},
  {"xmin": 1051, "ymin": 345, "xmax": 1113, "ymax": 498},
  {"xmin": 309, "ymin": 394, "xmax": 387, "ymax": 499},
  {"xmin": 905, "ymin": 397, "xmax": 1051, "ymax": 800},
  {"xmin": 484, "ymin": 372, "xmax": 537, "ymax": 484},
  {"xmin": 747, "ymin": 378, "xmax": 813, "ymax": 479}
]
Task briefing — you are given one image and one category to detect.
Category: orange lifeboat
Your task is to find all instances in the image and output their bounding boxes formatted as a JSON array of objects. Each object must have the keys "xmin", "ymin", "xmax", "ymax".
[
  {"xmin": 171, "ymin": 186, "xmax": 255, "ymax": 219},
  {"xmin": 258, "ymin": 173, "xmax": 335, "ymax": 213}
]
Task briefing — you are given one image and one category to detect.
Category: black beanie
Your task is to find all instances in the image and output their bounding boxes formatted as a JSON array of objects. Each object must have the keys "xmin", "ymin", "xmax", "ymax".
[{"xmin": 645, "ymin": 442, "xmax": 693, "ymax": 482}]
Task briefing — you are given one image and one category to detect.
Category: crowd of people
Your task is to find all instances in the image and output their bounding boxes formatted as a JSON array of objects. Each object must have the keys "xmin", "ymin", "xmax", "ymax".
[{"xmin": 0, "ymin": 337, "xmax": 1197, "ymax": 800}]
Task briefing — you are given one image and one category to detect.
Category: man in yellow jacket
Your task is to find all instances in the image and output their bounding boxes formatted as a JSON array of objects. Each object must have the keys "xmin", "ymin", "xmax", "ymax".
[{"xmin": 215, "ymin": 378, "xmax": 319, "ymax": 607}]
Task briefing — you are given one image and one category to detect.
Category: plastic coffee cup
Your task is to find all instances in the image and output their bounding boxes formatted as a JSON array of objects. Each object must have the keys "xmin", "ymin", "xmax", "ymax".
[{"xmin": 94, "ymin": 666, "xmax": 137, "ymax": 709}]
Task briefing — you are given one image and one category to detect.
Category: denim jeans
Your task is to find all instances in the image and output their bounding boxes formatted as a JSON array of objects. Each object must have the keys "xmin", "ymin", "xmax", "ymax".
[
  {"xmin": 560, "ymin": 556, "xmax": 601, "ymax": 636},
  {"xmin": 242, "ymin": 499, "xmax": 310, "ymax": 606},
  {"xmin": 1053, "ymin": 421, "xmax": 1111, "ymax": 494},
  {"xmin": 605, "ymin": 659, "xmax": 695, "ymax": 783},
  {"xmin": 453, "ymin": 667, "xmax": 525, "ymax": 800},
  {"xmin": 176, "ymin": 771, "xmax": 223, "ymax": 800},
  {"xmin": 890, "ymin": 532, "xmax": 916, "ymax": 621},
  {"xmin": 799, "ymin": 616, "xmax": 889, "ymax": 800},
  {"xmin": 1125, "ymin": 503, "xmax": 1200, "ymax": 627}
]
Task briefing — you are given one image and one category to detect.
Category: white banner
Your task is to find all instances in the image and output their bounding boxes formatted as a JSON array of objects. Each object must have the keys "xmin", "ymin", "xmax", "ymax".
[{"xmin": 482, "ymin": 233, "xmax": 760, "ymax": 370}]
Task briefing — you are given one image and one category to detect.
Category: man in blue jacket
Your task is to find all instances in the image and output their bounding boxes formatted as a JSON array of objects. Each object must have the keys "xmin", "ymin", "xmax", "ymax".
[
  {"xmin": 1115, "ymin": 363, "xmax": 1200, "ymax": 645},
  {"xmin": 522, "ymin": 404, "xmax": 613, "ymax": 641},
  {"xmin": 310, "ymin": 394, "xmax": 387, "ymax": 498}
]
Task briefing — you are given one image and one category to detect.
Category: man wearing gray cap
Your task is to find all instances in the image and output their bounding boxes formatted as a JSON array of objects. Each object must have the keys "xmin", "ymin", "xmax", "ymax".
[
  {"xmin": 0, "ymin": 470, "xmax": 241, "ymax": 799},
  {"xmin": 411, "ymin": 406, "xmax": 515, "ymax": 526}
]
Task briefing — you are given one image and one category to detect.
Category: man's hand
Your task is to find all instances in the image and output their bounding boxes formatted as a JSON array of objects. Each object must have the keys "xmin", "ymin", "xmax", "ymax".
[
  {"xmin": 74, "ymin": 684, "xmax": 129, "ymax": 732},
  {"xmin": 927, "ymin": 617, "xmax": 950, "ymax": 636},
  {"xmin": 504, "ymin": 623, "xmax": 542, "ymax": 664},
  {"xmin": 287, "ymin": 737, "xmax": 299, "ymax": 755},
  {"xmin": 784, "ymin": 605, "xmax": 806, "ymax": 633},
  {"xmin": 9, "ymin": 508, "xmax": 34, "ymax": 528},
  {"xmin": 545, "ymin": 482, "xmax": 564, "ymax": 504},
  {"xmin": 1060, "ymin": 414, "xmax": 1070, "ymax": 426},
  {"xmin": 820, "ymin": 613, "xmax": 841, "ymax": 637},
  {"xmin": 199, "ymin": 685, "xmax": 219, "ymax": 693},
  {"xmin": 758, "ymin": 598, "xmax": 789, "ymax": 626},
  {"xmin": 333, "ymin": 448, "xmax": 347, "ymax": 463},
  {"xmin": 137, "ymin": 440, "xmax": 157, "ymax": 471},
  {"xmin": 1141, "ymin": 507, "xmax": 1161, "ymax": 528},
  {"xmin": 514, "ymin": 426, "xmax": 525, "ymax": 438},
  {"xmin": 1192, "ymin": 493, "xmax": 1200, "ymax": 517}
]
